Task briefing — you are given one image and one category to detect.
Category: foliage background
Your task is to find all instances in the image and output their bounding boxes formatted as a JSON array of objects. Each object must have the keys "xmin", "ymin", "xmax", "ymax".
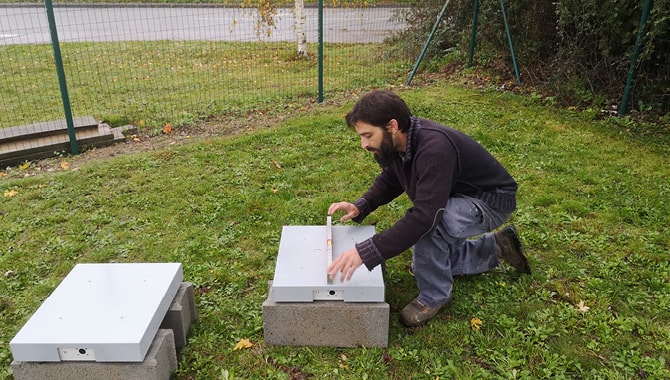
[{"xmin": 391, "ymin": 0, "xmax": 670, "ymax": 115}]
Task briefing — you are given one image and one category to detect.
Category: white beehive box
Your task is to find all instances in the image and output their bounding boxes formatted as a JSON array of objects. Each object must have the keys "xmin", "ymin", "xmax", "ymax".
[
  {"xmin": 270, "ymin": 225, "xmax": 384, "ymax": 302},
  {"xmin": 10, "ymin": 262, "xmax": 183, "ymax": 362}
]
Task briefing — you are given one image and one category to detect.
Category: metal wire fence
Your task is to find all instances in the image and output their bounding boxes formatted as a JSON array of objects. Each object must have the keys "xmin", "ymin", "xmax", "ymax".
[
  {"xmin": 0, "ymin": 2, "xmax": 414, "ymax": 165},
  {"xmin": 3, "ymin": 2, "xmax": 665, "ymax": 167}
]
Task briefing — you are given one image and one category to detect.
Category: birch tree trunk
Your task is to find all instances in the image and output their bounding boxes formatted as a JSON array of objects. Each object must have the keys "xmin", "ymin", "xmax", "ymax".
[{"xmin": 295, "ymin": 0, "xmax": 307, "ymax": 55}]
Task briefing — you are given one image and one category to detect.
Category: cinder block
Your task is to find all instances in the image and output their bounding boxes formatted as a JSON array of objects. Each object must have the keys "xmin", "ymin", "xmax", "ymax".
[
  {"xmin": 263, "ymin": 296, "xmax": 389, "ymax": 348},
  {"xmin": 160, "ymin": 282, "xmax": 197, "ymax": 349},
  {"xmin": 11, "ymin": 329, "xmax": 177, "ymax": 380}
]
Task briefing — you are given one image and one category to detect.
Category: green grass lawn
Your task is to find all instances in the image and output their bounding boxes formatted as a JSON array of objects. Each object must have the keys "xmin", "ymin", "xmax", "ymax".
[{"xmin": 1, "ymin": 83, "xmax": 669, "ymax": 379}]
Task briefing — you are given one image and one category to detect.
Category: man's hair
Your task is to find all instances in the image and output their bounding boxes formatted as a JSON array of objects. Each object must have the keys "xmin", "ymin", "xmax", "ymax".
[{"xmin": 345, "ymin": 90, "xmax": 412, "ymax": 132}]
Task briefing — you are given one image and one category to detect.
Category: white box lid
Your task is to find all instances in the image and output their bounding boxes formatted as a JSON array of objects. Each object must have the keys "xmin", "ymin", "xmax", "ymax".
[
  {"xmin": 270, "ymin": 225, "xmax": 384, "ymax": 302},
  {"xmin": 10, "ymin": 262, "xmax": 183, "ymax": 362}
]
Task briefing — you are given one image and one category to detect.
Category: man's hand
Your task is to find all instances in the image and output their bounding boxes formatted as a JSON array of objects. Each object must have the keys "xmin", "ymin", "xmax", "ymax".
[
  {"xmin": 327, "ymin": 247, "xmax": 363, "ymax": 282},
  {"xmin": 328, "ymin": 202, "xmax": 360, "ymax": 222},
  {"xmin": 327, "ymin": 202, "xmax": 363, "ymax": 281}
]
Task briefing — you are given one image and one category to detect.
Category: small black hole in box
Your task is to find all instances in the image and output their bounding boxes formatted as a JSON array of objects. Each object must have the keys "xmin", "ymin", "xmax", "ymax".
[
  {"xmin": 329, "ymin": 290, "xmax": 335, "ymax": 296},
  {"xmin": 78, "ymin": 348, "xmax": 87, "ymax": 355}
]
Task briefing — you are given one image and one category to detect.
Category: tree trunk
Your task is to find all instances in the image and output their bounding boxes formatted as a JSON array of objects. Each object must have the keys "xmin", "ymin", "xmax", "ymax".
[{"xmin": 295, "ymin": 0, "xmax": 307, "ymax": 55}]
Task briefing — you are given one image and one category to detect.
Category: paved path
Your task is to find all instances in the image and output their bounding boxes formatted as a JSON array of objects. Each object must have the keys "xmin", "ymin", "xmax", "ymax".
[{"xmin": 0, "ymin": 5, "xmax": 408, "ymax": 45}]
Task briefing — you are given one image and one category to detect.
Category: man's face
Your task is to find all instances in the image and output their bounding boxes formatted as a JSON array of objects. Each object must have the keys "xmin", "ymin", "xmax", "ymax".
[{"xmin": 353, "ymin": 121, "xmax": 396, "ymax": 167}]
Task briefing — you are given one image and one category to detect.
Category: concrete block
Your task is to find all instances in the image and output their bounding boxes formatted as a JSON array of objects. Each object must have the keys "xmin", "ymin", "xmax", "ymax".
[
  {"xmin": 263, "ymin": 296, "xmax": 389, "ymax": 348},
  {"xmin": 160, "ymin": 282, "xmax": 197, "ymax": 349},
  {"xmin": 11, "ymin": 329, "xmax": 178, "ymax": 380}
]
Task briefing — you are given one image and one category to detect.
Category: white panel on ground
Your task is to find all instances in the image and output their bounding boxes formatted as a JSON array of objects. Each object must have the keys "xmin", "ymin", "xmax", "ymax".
[
  {"xmin": 10, "ymin": 263, "xmax": 183, "ymax": 362},
  {"xmin": 270, "ymin": 225, "xmax": 384, "ymax": 302}
]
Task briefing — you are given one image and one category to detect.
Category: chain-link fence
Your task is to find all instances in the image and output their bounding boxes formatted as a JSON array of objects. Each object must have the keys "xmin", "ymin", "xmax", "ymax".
[{"xmin": 0, "ymin": 2, "xmax": 414, "ymax": 165}]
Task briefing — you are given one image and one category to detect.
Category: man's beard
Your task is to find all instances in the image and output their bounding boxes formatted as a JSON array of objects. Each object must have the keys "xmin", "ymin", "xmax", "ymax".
[{"xmin": 368, "ymin": 131, "xmax": 396, "ymax": 168}]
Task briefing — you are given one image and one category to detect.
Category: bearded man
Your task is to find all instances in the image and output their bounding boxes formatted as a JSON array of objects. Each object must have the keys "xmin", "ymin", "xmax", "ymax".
[{"xmin": 327, "ymin": 89, "xmax": 530, "ymax": 327}]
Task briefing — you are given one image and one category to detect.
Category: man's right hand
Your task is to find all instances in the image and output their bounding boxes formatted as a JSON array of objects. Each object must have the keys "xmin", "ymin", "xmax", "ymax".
[{"xmin": 328, "ymin": 202, "xmax": 360, "ymax": 222}]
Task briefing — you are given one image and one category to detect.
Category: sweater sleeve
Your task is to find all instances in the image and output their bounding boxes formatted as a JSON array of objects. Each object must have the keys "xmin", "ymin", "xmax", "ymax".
[
  {"xmin": 350, "ymin": 166, "xmax": 405, "ymax": 270},
  {"xmin": 353, "ymin": 131, "xmax": 459, "ymax": 271},
  {"xmin": 352, "ymin": 119, "xmax": 517, "ymax": 271},
  {"xmin": 368, "ymin": 140, "xmax": 457, "ymax": 263}
]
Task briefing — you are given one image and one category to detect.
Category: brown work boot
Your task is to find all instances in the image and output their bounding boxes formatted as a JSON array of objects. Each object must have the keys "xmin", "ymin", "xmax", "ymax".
[
  {"xmin": 399, "ymin": 298, "xmax": 446, "ymax": 327},
  {"xmin": 495, "ymin": 224, "xmax": 531, "ymax": 274}
]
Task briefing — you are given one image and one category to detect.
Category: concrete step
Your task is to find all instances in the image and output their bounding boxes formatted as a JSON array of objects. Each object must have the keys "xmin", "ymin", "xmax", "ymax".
[
  {"xmin": 0, "ymin": 116, "xmax": 99, "ymax": 143},
  {"xmin": 0, "ymin": 116, "xmax": 136, "ymax": 168}
]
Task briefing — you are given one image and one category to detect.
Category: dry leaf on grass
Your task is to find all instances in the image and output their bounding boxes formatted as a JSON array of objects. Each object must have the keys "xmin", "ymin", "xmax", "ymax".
[
  {"xmin": 233, "ymin": 338, "xmax": 253, "ymax": 350},
  {"xmin": 470, "ymin": 317, "xmax": 483, "ymax": 331},
  {"xmin": 577, "ymin": 300, "xmax": 590, "ymax": 314}
]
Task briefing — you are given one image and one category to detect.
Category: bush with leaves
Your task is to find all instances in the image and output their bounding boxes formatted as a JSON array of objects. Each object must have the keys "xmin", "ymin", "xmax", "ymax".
[{"xmin": 391, "ymin": 0, "xmax": 669, "ymax": 114}]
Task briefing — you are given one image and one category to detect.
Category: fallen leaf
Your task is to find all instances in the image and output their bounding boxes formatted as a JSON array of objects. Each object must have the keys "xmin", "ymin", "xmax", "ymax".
[
  {"xmin": 60, "ymin": 161, "xmax": 70, "ymax": 170},
  {"xmin": 381, "ymin": 350, "xmax": 393, "ymax": 365},
  {"xmin": 338, "ymin": 353, "xmax": 349, "ymax": 370},
  {"xmin": 195, "ymin": 286, "xmax": 211, "ymax": 295},
  {"xmin": 163, "ymin": 123, "xmax": 173, "ymax": 134},
  {"xmin": 272, "ymin": 160, "xmax": 282, "ymax": 169},
  {"xmin": 233, "ymin": 338, "xmax": 253, "ymax": 350},
  {"xmin": 577, "ymin": 300, "xmax": 590, "ymax": 313},
  {"xmin": 3, "ymin": 190, "xmax": 18, "ymax": 198},
  {"xmin": 18, "ymin": 162, "xmax": 31, "ymax": 170},
  {"xmin": 470, "ymin": 317, "xmax": 483, "ymax": 331}
]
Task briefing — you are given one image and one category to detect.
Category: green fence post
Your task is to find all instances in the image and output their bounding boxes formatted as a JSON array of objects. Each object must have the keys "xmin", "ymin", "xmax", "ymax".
[
  {"xmin": 467, "ymin": 0, "xmax": 479, "ymax": 67},
  {"xmin": 499, "ymin": 0, "xmax": 520, "ymax": 85},
  {"xmin": 318, "ymin": 0, "xmax": 324, "ymax": 103},
  {"xmin": 406, "ymin": 0, "xmax": 451, "ymax": 86},
  {"xmin": 44, "ymin": 0, "xmax": 79, "ymax": 155},
  {"xmin": 619, "ymin": 0, "xmax": 653, "ymax": 116}
]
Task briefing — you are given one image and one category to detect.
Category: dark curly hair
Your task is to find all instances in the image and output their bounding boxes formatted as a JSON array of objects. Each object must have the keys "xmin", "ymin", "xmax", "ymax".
[{"xmin": 345, "ymin": 90, "xmax": 413, "ymax": 132}]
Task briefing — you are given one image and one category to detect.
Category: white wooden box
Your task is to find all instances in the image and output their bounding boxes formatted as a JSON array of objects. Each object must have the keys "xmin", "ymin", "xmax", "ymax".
[
  {"xmin": 270, "ymin": 226, "xmax": 384, "ymax": 302},
  {"xmin": 10, "ymin": 263, "xmax": 183, "ymax": 362}
]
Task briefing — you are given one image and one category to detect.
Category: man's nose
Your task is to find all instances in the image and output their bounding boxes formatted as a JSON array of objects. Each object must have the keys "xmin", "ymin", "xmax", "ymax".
[{"xmin": 361, "ymin": 138, "xmax": 369, "ymax": 150}]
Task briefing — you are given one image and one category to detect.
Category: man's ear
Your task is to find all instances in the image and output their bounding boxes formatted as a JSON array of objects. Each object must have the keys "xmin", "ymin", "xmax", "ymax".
[{"xmin": 386, "ymin": 119, "xmax": 399, "ymax": 134}]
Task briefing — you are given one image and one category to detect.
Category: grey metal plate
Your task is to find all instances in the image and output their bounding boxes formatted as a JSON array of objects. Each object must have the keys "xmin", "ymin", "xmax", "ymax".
[
  {"xmin": 10, "ymin": 263, "xmax": 183, "ymax": 362},
  {"xmin": 270, "ymin": 225, "xmax": 384, "ymax": 302}
]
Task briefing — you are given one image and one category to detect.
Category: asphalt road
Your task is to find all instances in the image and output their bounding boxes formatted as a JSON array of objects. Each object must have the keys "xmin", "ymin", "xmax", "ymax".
[{"xmin": 0, "ymin": 5, "xmax": 408, "ymax": 45}]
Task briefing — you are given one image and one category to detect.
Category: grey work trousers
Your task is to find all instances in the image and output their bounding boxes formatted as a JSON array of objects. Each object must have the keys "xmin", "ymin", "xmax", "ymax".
[{"xmin": 413, "ymin": 195, "xmax": 512, "ymax": 307}]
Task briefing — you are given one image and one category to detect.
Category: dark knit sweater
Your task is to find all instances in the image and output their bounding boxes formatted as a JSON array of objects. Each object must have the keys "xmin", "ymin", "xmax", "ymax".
[{"xmin": 353, "ymin": 117, "xmax": 518, "ymax": 270}]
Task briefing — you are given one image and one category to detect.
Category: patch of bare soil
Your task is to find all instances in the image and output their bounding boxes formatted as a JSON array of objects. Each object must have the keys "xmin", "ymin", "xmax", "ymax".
[
  {"xmin": 2, "ymin": 101, "xmax": 323, "ymax": 179},
  {"xmin": 0, "ymin": 113, "xmax": 264, "ymax": 178}
]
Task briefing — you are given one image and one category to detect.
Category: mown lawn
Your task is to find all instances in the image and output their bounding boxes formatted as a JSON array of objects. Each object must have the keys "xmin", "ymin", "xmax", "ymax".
[{"xmin": 1, "ymin": 83, "xmax": 669, "ymax": 379}]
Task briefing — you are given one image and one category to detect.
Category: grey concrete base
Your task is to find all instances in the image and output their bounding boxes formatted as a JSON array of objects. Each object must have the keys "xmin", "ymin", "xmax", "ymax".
[
  {"xmin": 11, "ymin": 329, "xmax": 177, "ymax": 380},
  {"xmin": 263, "ymin": 296, "xmax": 389, "ymax": 348},
  {"xmin": 160, "ymin": 282, "xmax": 197, "ymax": 349},
  {"xmin": 10, "ymin": 282, "xmax": 197, "ymax": 380}
]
